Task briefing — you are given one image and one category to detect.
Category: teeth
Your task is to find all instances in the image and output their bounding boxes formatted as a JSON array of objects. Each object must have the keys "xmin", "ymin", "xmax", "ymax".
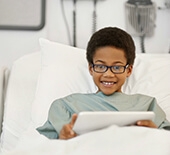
[{"xmin": 103, "ymin": 82, "xmax": 114, "ymax": 85}]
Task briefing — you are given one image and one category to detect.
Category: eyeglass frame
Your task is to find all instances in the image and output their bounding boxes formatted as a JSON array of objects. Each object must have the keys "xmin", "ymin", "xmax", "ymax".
[{"xmin": 91, "ymin": 63, "xmax": 129, "ymax": 74}]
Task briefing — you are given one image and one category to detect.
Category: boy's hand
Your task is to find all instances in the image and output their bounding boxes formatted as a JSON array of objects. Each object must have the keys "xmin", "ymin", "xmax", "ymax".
[
  {"xmin": 59, "ymin": 114, "xmax": 78, "ymax": 140},
  {"xmin": 136, "ymin": 120, "xmax": 157, "ymax": 128}
]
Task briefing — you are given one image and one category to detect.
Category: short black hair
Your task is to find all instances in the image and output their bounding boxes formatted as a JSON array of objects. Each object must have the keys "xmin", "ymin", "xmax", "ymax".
[{"xmin": 86, "ymin": 27, "xmax": 136, "ymax": 65}]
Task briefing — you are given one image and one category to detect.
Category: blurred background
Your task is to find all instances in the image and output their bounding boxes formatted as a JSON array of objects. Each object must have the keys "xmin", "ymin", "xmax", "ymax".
[{"xmin": 0, "ymin": 0, "xmax": 169, "ymax": 67}]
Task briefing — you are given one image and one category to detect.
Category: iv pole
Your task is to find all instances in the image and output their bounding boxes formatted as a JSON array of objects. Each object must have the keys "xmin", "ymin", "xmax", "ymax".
[
  {"xmin": 92, "ymin": 0, "xmax": 97, "ymax": 33},
  {"xmin": 73, "ymin": 0, "xmax": 77, "ymax": 47}
]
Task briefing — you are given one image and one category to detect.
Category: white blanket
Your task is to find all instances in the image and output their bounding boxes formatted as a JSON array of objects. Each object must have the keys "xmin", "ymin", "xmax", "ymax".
[{"xmin": 2, "ymin": 125, "xmax": 170, "ymax": 155}]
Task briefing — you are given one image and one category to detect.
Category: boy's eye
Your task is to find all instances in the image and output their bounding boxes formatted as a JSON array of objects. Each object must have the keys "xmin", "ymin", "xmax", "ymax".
[
  {"xmin": 94, "ymin": 64, "xmax": 107, "ymax": 71},
  {"xmin": 96, "ymin": 65, "xmax": 106, "ymax": 69},
  {"xmin": 112, "ymin": 66, "xmax": 122, "ymax": 71}
]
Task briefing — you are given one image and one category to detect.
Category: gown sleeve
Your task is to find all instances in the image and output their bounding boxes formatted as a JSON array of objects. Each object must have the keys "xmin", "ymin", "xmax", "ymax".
[{"xmin": 36, "ymin": 99, "xmax": 73, "ymax": 139}]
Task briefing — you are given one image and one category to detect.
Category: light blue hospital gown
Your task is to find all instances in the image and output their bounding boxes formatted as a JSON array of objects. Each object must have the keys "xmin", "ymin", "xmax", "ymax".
[{"xmin": 37, "ymin": 92, "xmax": 170, "ymax": 139}]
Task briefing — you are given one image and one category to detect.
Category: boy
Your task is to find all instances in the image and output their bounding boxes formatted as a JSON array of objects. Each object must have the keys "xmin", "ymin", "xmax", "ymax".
[{"xmin": 37, "ymin": 27, "xmax": 170, "ymax": 139}]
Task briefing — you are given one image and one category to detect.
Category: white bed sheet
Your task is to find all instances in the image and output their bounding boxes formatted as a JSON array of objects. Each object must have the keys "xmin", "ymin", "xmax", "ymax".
[{"xmin": 2, "ymin": 124, "xmax": 170, "ymax": 155}]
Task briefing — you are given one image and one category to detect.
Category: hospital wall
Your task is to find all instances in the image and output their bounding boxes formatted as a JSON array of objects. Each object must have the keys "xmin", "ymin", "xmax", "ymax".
[{"xmin": 0, "ymin": 0, "xmax": 169, "ymax": 67}]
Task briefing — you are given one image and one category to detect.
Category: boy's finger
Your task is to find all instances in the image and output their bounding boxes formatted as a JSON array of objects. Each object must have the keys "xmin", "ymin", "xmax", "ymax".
[
  {"xmin": 70, "ymin": 113, "xmax": 78, "ymax": 126},
  {"xmin": 137, "ymin": 120, "xmax": 157, "ymax": 128}
]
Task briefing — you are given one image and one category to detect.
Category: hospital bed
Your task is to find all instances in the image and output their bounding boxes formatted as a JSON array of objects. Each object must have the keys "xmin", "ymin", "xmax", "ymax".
[{"xmin": 0, "ymin": 38, "xmax": 170, "ymax": 155}]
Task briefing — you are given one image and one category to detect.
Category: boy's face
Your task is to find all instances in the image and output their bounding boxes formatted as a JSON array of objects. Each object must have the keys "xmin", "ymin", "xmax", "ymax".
[{"xmin": 89, "ymin": 46, "xmax": 133, "ymax": 95}]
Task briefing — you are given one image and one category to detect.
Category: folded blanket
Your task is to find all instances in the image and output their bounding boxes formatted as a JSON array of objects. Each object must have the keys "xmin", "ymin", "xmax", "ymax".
[{"xmin": 2, "ymin": 125, "xmax": 170, "ymax": 155}]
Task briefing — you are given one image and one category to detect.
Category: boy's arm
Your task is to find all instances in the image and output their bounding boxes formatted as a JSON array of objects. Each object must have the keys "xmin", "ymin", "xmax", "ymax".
[
  {"xmin": 36, "ymin": 120, "xmax": 58, "ymax": 139},
  {"xmin": 158, "ymin": 119, "xmax": 170, "ymax": 130},
  {"xmin": 37, "ymin": 99, "xmax": 76, "ymax": 139}
]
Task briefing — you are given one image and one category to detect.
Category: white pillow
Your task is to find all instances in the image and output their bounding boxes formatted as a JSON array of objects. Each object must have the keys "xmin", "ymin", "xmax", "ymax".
[
  {"xmin": 31, "ymin": 38, "xmax": 97, "ymax": 126},
  {"xmin": 123, "ymin": 54, "xmax": 170, "ymax": 121}
]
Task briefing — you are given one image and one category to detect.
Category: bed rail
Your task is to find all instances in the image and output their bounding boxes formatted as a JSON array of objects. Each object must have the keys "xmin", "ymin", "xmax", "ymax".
[{"xmin": 0, "ymin": 67, "xmax": 9, "ymax": 135}]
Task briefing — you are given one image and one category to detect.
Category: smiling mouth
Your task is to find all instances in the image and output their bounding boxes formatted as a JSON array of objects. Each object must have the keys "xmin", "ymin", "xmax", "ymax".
[{"xmin": 102, "ymin": 81, "xmax": 116, "ymax": 86}]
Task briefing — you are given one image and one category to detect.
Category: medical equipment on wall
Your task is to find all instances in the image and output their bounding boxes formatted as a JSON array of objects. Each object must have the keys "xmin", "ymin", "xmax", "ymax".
[
  {"xmin": 125, "ymin": 0, "xmax": 156, "ymax": 53},
  {"xmin": 61, "ymin": 0, "xmax": 105, "ymax": 47}
]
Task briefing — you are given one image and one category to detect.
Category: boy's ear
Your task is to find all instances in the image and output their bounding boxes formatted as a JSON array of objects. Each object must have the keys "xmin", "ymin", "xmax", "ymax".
[
  {"xmin": 126, "ymin": 65, "xmax": 133, "ymax": 77},
  {"xmin": 88, "ymin": 63, "xmax": 93, "ymax": 75}
]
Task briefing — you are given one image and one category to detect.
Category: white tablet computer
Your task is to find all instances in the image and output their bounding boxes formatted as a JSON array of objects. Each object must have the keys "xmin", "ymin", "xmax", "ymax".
[{"xmin": 73, "ymin": 111, "xmax": 155, "ymax": 135}]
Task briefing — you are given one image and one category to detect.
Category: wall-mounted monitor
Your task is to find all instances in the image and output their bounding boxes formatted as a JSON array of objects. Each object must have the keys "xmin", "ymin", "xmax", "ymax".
[{"xmin": 0, "ymin": 0, "xmax": 45, "ymax": 30}]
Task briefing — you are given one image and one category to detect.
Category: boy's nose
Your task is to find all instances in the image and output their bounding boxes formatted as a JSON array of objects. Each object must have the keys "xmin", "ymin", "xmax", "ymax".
[{"xmin": 103, "ymin": 68, "xmax": 115, "ymax": 77}]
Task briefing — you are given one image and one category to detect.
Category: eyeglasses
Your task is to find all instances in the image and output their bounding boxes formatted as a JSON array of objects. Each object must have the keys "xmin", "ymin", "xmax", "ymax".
[{"xmin": 92, "ymin": 64, "xmax": 129, "ymax": 74}]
